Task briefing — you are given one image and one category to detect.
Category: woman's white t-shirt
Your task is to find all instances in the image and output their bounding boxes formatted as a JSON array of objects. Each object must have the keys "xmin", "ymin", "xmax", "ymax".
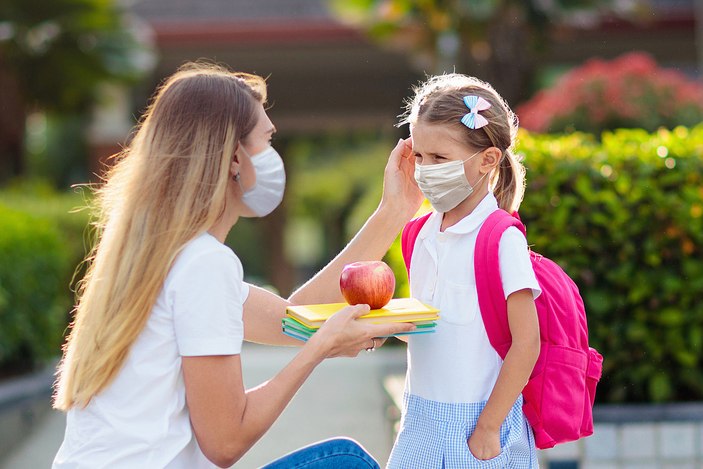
[
  {"xmin": 407, "ymin": 193, "xmax": 541, "ymax": 403},
  {"xmin": 53, "ymin": 233, "xmax": 248, "ymax": 468}
]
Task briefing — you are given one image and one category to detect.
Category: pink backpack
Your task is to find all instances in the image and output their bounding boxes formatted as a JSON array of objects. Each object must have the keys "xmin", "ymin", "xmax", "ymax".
[{"xmin": 401, "ymin": 209, "xmax": 603, "ymax": 449}]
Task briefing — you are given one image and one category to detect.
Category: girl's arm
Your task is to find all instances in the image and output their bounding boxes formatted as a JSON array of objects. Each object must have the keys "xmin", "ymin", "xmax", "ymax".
[
  {"xmin": 243, "ymin": 138, "xmax": 423, "ymax": 345},
  {"xmin": 183, "ymin": 304, "xmax": 415, "ymax": 467},
  {"xmin": 468, "ymin": 289, "xmax": 540, "ymax": 460}
]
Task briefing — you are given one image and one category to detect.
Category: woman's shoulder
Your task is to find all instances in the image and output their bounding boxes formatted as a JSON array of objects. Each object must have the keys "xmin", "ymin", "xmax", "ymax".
[
  {"xmin": 181, "ymin": 232, "xmax": 235, "ymax": 257},
  {"xmin": 170, "ymin": 232, "xmax": 241, "ymax": 279}
]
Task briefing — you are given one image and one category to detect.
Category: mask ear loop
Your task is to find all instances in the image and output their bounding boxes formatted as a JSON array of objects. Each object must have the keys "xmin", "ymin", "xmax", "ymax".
[
  {"xmin": 471, "ymin": 171, "xmax": 489, "ymax": 189},
  {"xmin": 462, "ymin": 148, "xmax": 490, "ymax": 192},
  {"xmin": 462, "ymin": 149, "xmax": 483, "ymax": 164}
]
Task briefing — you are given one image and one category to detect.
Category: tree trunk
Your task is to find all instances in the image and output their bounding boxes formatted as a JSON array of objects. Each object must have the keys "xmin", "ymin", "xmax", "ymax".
[
  {"xmin": 486, "ymin": 5, "xmax": 534, "ymax": 106},
  {"xmin": 0, "ymin": 62, "xmax": 26, "ymax": 181},
  {"xmin": 696, "ymin": 0, "xmax": 703, "ymax": 78},
  {"xmin": 262, "ymin": 139, "xmax": 296, "ymax": 296},
  {"xmin": 457, "ymin": 5, "xmax": 534, "ymax": 106}
]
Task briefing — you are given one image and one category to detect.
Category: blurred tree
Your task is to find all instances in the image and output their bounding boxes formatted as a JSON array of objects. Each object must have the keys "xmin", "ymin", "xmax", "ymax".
[
  {"xmin": 0, "ymin": 0, "xmax": 153, "ymax": 181},
  {"xmin": 329, "ymin": 0, "xmax": 646, "ymax": 105},
  {"xmin": 287, "ymin": 135, "xmax": 388, "ymax": 264}
]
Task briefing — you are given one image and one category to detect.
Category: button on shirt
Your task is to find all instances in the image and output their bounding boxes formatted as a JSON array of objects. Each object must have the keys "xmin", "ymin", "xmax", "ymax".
[{"xmin": 406, "ymin": 193, "xmax": 541, "ymax": 404}]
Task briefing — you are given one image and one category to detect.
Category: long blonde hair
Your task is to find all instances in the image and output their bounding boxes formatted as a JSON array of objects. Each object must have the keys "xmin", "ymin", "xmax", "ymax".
[
  {"xmin": 401, "ymin": 74, "xmax": 525, "ymax": 213},
  {"xmin": 53, "ymin": 63, "xmax": 267, "ymax": 410}
]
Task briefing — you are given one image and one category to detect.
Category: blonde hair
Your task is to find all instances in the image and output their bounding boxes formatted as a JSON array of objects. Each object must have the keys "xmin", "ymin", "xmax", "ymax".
[
  {"xmin": 401, "ymin": 74, "xmax": 525, "ymax": 213},
  {"xmin": 53, "ymin": 62, "xmax": 267, "ymax": 410}
]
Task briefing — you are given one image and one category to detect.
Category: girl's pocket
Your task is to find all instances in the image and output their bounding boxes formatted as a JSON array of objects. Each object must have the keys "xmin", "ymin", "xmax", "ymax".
[
  {"xmin": 440, "ymin": 280, "xmax": 478, "ymax": 326},
  {"xmin": 466, "ymin": 449, "xmax": 508, "ymax": 468},
  {"xmin": 463, "ymin": 426, "xmax": 508, "ymax": 468}
]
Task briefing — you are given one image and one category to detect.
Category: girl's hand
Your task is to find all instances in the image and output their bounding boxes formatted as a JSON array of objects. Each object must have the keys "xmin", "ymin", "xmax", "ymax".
[
  {"xmin": 467, "ymin": 427, "xmax": 501, "ymax": 460},
  {"xmin": 309, "ymin": 304, "xmax": 415, "ymax": 358},
  {"xmin": 380, "ymin": 138, "xmax": 423, "ymax": 222}
]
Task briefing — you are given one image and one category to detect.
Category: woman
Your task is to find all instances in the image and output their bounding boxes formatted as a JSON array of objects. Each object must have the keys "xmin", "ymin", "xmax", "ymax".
[{"xmin": 52, "ymin": 63, "xmax": 422, "ymax": 468}]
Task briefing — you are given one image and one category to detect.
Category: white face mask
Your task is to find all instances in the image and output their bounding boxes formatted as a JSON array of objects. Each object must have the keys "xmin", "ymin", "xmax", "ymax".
[
  {"xmin": 240, "ymin": 146, "xmax": 286, "ymax": 217},
  {"xmin": 414, "ymin": 150, "xmax": 484, "ymax": 213}
]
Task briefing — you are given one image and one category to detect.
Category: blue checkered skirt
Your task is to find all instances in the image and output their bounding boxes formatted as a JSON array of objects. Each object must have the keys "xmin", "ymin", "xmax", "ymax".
[{"xmin": 387, "ymin": 394, "xmax": 538, "ymax": 469}]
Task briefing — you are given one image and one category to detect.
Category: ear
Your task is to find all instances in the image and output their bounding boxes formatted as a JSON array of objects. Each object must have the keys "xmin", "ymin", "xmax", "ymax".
[
  {"xmin": 232, "ymin": 142, "xmax": 242, "ymax": 163},
  {"xmin": 479, "ymin": 147, "xmax": 502, "ymax": 174},
  {"xmin": 230, "ymin": 143, "xmax": 241, "ymax": 178}
]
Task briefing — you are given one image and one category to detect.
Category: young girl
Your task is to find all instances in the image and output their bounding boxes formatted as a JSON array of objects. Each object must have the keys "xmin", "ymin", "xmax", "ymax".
[{"xmin": 387, "ymin": 74, "xmax": 541, "ymax": 468}]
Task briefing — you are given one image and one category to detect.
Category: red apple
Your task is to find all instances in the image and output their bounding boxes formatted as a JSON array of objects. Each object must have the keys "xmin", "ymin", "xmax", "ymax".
[{"xmin": 339, "ymin": 261, "xmax": 395, "ymax": 310}]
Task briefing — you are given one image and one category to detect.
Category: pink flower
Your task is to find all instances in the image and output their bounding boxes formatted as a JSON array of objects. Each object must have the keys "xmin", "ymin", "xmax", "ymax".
[{"xmin": 516, "ymin": 51, "xmax": 703, "ymax": 134}]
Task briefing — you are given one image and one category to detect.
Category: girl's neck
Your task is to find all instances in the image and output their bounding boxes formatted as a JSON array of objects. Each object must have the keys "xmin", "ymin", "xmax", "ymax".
[{"xmin": 440, "ymin": 188, "xmax": 489, "ymax": 232}]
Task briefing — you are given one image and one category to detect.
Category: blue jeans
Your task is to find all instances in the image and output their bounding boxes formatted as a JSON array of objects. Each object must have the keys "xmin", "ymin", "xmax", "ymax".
[{"xmin": 261, "ymin": 437, "xmax": 380, "ymax": 469}]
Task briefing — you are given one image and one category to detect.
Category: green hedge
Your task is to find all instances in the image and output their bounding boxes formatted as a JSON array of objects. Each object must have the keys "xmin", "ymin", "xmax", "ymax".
[
  {"xmin": 387, "ymin": 125, "xmax": 703, "ymax": 403},
  {"xmin": 515, "ymin": 125, "xmax": 703, "ymax": 403},
  {"xmin": 0, "ymin": 206, "xmax": 69, "ymax": 372},
  {"xmin": 0, "ymin": 182, "xmax": 90, "ymax": 374}
]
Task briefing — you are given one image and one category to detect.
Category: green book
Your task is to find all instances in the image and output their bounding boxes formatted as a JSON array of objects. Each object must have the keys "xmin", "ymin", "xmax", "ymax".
[{"xmin": 282, "ymin": 316, "xmax": 437, "ymax": 342}]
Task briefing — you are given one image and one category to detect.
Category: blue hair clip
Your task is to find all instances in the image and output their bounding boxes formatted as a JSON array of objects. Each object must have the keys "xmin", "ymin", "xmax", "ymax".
[{"xmin": 461, "ymin": 95, "xmax": 491, "ymax": 129}]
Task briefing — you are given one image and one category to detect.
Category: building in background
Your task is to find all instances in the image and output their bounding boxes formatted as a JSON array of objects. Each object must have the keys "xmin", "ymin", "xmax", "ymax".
[{"xmin": 89, "ymin": 0, "xmax": 699, "ymax": 170}]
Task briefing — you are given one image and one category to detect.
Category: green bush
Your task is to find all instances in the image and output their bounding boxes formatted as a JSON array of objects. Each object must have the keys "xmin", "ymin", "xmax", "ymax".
[
  {"xmin": 0, "ymin": 180, "xmax": 91, "ymax": 270},
  {"xmin": 0, "ymin": 181, "xmax": 90, "ymax": 374},
  {"xmin": 514, "ymin": 125, "xmax": 703, "ymax": 403},
  {"xmin": 387, "ymin": 125, "xmax": 702, "ymax": 402},
  {"xmin": 0, "ymin": 206, "xmax": 71, "ymax": 372}
]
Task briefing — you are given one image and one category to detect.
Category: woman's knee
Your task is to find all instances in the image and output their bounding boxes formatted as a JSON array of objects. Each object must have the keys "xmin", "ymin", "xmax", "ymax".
[
  {"xmin": 262, "ymin": 437, "xmax": 380, "ymax": 469},
  {"xmin": 315, "ymin": 437, "xmax": 379, "ymax": 468}
]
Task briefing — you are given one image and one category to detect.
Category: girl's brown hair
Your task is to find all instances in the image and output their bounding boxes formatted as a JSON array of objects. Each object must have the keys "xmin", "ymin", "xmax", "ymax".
[
  {"xmin": 53, "ymin": 62, "xmax": 267, "ymax": 410},
  {"xmin": 401, "ymin": 74, "xmax": 525, "ymax": 213}
]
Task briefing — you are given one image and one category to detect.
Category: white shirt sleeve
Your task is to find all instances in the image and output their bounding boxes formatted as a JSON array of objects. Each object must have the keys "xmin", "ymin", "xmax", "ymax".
[
  {"xmin": 498, "ymin": 226, "xmax": 542, "ymax": 300},
  {"xmin": 170, "ymin": 248, "xmax": 246, "ymax": 356}
]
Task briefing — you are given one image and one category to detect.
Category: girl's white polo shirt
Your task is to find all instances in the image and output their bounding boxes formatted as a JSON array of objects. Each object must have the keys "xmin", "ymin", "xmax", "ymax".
[
  {"xmin": 53, "ymin": 232, "xmax": 248, "ymax": 468},
  {"xmin": 406, "ymin": 193, "xmax": 541, "ymax": 404}
]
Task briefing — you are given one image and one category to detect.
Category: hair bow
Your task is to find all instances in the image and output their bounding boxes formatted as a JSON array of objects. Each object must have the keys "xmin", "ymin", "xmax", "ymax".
[{"xmin": 460, "ymin": 95, "xmax": 491, "ymax": 129}]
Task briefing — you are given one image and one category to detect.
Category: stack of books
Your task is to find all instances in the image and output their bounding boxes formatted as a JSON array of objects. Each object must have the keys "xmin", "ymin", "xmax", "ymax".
[{"xmin": 282, "ymin": 297, "xmax": 439, "ymax": 342}]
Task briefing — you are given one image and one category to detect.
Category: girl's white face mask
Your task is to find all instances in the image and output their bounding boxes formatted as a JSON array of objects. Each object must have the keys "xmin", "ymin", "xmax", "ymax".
[
  {"xmin": 414, "ymin": 150, "xmax": 484, "ymax": 213},
  {"xmin": 240, "ymin": 146, "xmax": 286, "ymax": 217}
]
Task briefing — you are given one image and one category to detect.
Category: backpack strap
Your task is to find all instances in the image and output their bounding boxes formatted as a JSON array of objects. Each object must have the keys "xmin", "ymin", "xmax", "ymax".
[
  {"xmin": 400, "ymin": 212, "xmax": 432, "ymax": 278},
  {"xmin": 475, "ymin": 209, "xmax": 527, "ymax": 359}
]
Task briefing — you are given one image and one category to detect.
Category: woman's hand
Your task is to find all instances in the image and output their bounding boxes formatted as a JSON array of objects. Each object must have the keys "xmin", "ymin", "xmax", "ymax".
[
  {"xmin": 308, "ymin": 304, "xmax": 415, "ymax": 358},
  {"xmin": 468, "ymin": 426, "xmax": 501, "ymax": 460},
  {"xmin": 379, "ymin": 138, "xmax": 423, "ymax": 222},
  {"xmin": 184, "ymin": 303, "xmax": 409, "ymax": 467}
]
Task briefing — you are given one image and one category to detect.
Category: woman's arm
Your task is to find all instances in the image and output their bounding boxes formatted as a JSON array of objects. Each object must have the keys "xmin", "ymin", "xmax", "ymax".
[
  {"xmin": 242, "ymin": 284, "xmax": 300, "ymax": 346},
  {"xmin": 184, "ymin": 304, "xmax": 415, "ymax": 467},
  {"xmin": 468, "ymin": 288, "xmax": 540, "ymax": 459},
  {"xmin": 242, "ymin": 138, "xmax": 422, "ymax": 345}
]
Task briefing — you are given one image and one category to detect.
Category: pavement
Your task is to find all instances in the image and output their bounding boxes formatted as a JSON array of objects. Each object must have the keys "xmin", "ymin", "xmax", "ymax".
[{"xmin": 0, "ymin": 342, "xmax": 407, "ymax": 469}]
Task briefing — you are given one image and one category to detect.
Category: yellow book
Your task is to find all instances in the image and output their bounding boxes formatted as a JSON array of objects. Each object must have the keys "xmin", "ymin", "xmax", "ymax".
[{"xmin": 285, "ymin": 298, "xmax": 439, "ymax": 329}]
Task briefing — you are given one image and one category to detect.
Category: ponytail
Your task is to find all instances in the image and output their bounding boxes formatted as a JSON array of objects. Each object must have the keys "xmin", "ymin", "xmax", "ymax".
[{"xmin": 493, "ymin": 149, "xmax": 525, "ymax": 213}]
